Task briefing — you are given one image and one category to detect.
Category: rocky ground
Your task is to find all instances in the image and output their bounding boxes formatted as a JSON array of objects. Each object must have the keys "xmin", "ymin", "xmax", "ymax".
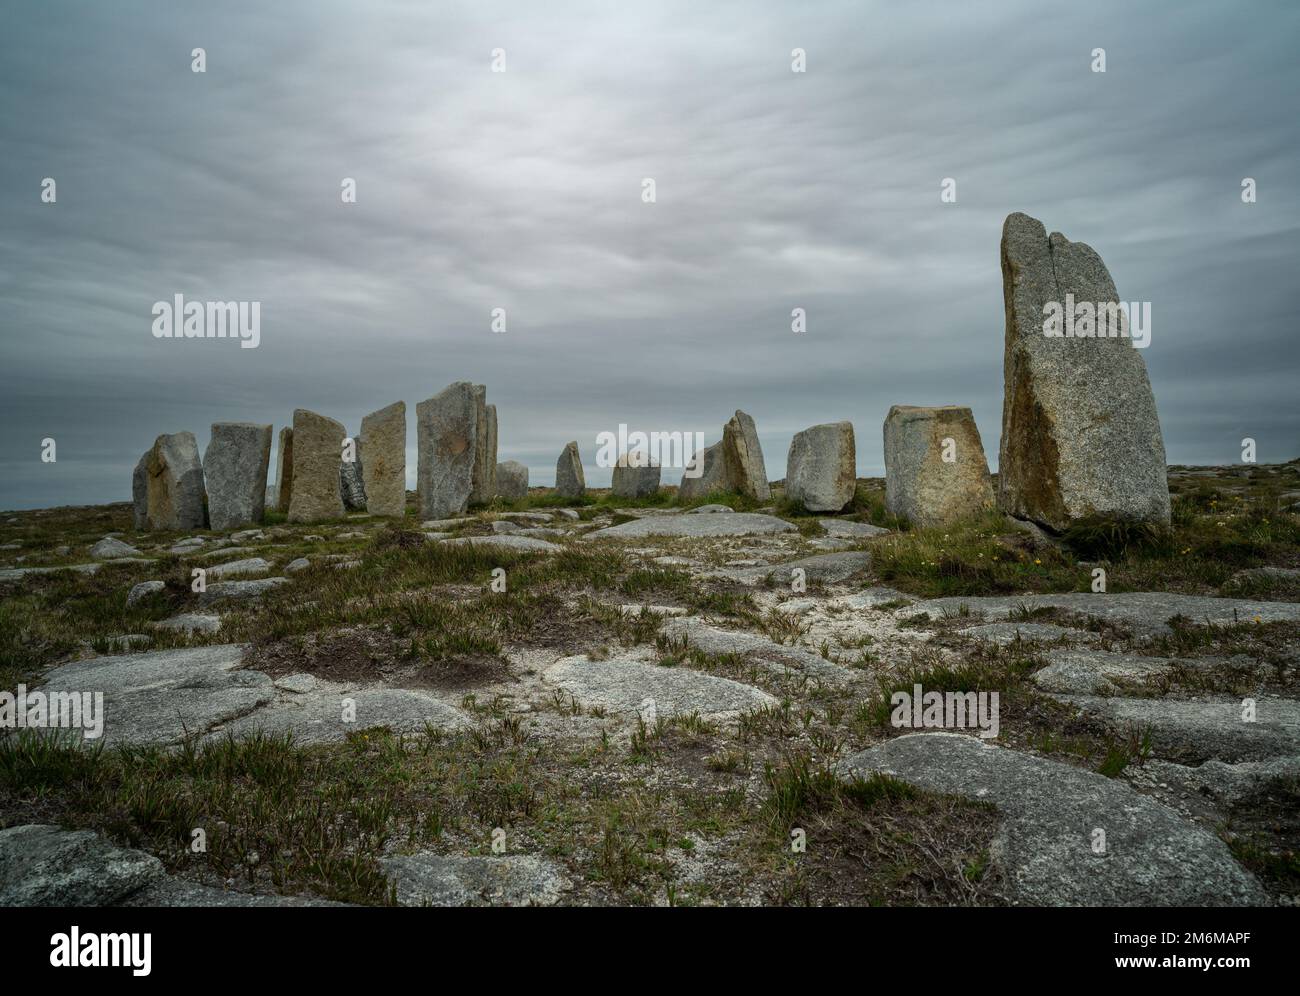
[{"xmin": 2, "ymin": 462, "xmax": 1299, "ymax": 906}]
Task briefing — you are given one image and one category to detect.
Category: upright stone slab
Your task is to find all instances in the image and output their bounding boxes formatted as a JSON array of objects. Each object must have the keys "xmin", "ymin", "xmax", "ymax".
[
  {"xmin": 287, "ymin": 410, "xmax": 346, "ymax": 524},
  {"xmin": 496, "ymin": 460, "xmax": 528, "ymax": 499},
  {"xmin": 678, "ymin": 440, "xmax": 726, "ymax": 501},
  {"xmin": 203, "ymin": 422, "xmax": 272, "ymax": 531},
  {"xmin": 143, "ymin": 432, "xmax": 207, "ymax": 530},
  {"xmin": 485, "ymin": 404, "xmax": 498, "ymax": 499},
  {"xmin": 469, "ymin": 386, "xmax": 492, "ymax": 506},
  {"xmin": 884, "ymin": 406, "xmax": 994, "ymax": 528},
  {"xmin": 722, "ymin": 410, "xmax": 770, "ymax": 501},
  {"xmin": 417, "ymin": 382, "xmax": 479, "ymax": 519},
  {"xmin": 360, "ymin": 401, "xmax": 406, "ymax": 517},
  {"xmin": 612, "ymin": 454, "xmax": 660, "ymax": 499},
  {"xmin": 274, "ymin": 427, "xmax": 293, "ymax": 513},
  {"xmin": 556, "ymin": 441, "xmax": 585, "ymax": 498},
  {"xmin": 999, "ymin": 212, "xmax": 1170, "ymax": 530},
  {"xmin": 340, "ymin": 435, "xmax": 366, "ymax": 511},
  {"xmin": 131, "ymin": 453, "xmax": 149, "ymax": 530},
  {"xmin": 785, "ymin": 422, "xmax": 856, "ymax": 512}
]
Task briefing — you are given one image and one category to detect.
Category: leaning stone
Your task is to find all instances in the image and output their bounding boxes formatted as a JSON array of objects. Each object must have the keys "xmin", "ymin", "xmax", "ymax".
[
  {"xmin": 142, "ymin": 431, "xmax": 207, "ymax": 530},
  {"xmin": 546, "ymin": 652, "xmax": 778, "ymax": 718},
  {"xmin": 555, "ymin": 441, "xmax": 586, "ymax": 498},
  {"xmin": 382, "ymin": 853, "xmax": 570, "ymax": 908},
  {"xmin": 722, "ymin": 410, "xmax": 771, "ymax": 501},
  {"xmin": 287, "ymin": 409, "xmax": 346, "ymax": 524},
  {"xmin": 998, "ymin": 212, "xmax": 1171, "ymax": 530},
  {"xmin": 884, "ymin": 406, "xmax": 994, "ymax": 527},
  {"xmin": 785, "ymin": 421, "xmax": 856, "ymax": 512},
  {"xmin": 678, "ymin": 441, "xmax": 726, "ymax": 501},
  {"xmin": 274, "ymin": 426, "xmax": 294, "ymax": 513},
  {"xmin": 611, "ymin": 453, "xmax": 660, "ymax": 498},
  {"xmin": 204, "ymin": 422, "xmax": 273, "ymax": 531},
  {"xmin": 360, "ymin": 401, "xmax": 407, "ymax": 516},
  {"xmin": 90, "ymin": 536, "xmax": 141, "ymax": 560},
  {"xmin": 126, "ymin": 580, "xmax": 166, "ymax": 606},
  {"xmin": 0, "ymin": 825, "xmax": 164, "ymax": 906},
  {"xmin": 838, "ymin": 733, "xmax": 1266, "ymax": 906},
  {"xmin": 417, "ymin": 382, "xmax": 479, "ymax": 519},
  {"xmin": 496, "ymin": 460, "xmax": 529, "ymax": 499},
  {"xmin": 585, "ymin": 512, "xmax": 796, "ymax": 540}
]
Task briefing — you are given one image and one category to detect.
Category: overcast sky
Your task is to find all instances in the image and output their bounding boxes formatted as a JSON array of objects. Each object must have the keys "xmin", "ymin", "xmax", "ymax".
[{"xmin": 2, "ymin": 0, "xmax": 1297, "ymax": 510}]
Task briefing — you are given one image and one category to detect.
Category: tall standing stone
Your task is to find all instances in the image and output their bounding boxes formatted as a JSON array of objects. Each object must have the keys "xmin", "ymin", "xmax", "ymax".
[
  {"xmin": 203, "ymin": 422, "xmax": 272, "ymax": 531},
  {"xmin": 132, "ymin": 453, "xmax": 149, "ymax": 530},
  {"xmin": 884, "ymin": 406, "xmax": 994, "ymax": 528},
  {"xmin": 612, "ymin": 454, "xmax": 660, "ymax": 498},
  {"xmin": 678, "ymin": 441, "xmax": 726, "ymax": 501},
  {"xmin": 417, "ymin": 382, "xmax": 478, "ymax": 519},
  {"xmin": 360, "ymin": 401, "xmax": 406, "ymax": 517},
  {"xmin": 722, "ymin": 410, "xmax": 770, "ymax": 501},
  {"xmin": 556, "ymin": 441, "xmax": 585, "ymax": 498},
  {"xmin": 999, "ymin": 212, "xmax": 1170, "ymax": 530},
  {"xmin": 785, "ymin": 422, "xmax": 856, "ymax": 512},
  {"xmin": 340, "ymin": 435, "xmax": 367, "ymax": 511},
  {"xmin": 287, "ymin": 409, "xmax": 346, "ymax": 524},
  {"xmin": 469, "ymin": 386, "xmax": 493, "ymax": 506},
  {"xmin": 485, "ymin": 404, "xmax": 498, "ymax": 499},
  {"xmin": 141, "ymin": 432, "xmax": 207, "ymax": 530},
  {"xmin": 496, "ymin": 460, "xmax": 529, "ymax": 499},
  {"xmin": 274, "ymin": 427, "xmax": 293, "ymax": 513}
]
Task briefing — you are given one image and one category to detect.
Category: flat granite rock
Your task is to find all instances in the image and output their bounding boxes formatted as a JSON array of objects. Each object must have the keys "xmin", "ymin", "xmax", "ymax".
[
  {"xmin": 1054, "ymin": 695, "xmax": 1300, "ymax": 764},
  {"xmin": 214, "ymin": 686, "xmax": 469, "ymax": 744},
  {"xmin": 584, "ymin": 512, "xmax": 796, "ymax": 540},
  {"xmin": 1032, "ymin": 649, "xmax": 1185, "ymax": 695},
  {"xmin": 381, "ymin": 854, "xmax": 570, "ymax": 907},
  {"xmin": 900, "ymin": 591, "xmax": 1300, "ymax": 635},
  {"xmin": 39, "ymin": 644, "xmax": 273, "ymax": 746},
  {"xmin": 957, "ymin": 622, "xmax": 1101, "ymax": 646},
  {"xmin": 0, "ymin": 825, "xmax": 163, "ymax": 906},
  {"xmin": 663, "ymin": 617, "xmax": 856, "ymax": 684},
  {"xmin": 197, "ymin": 576, "xmax": 290, "ymax": 606},
  {"xmin": 838, "ymin": 733, "xmax": 1267, "ymax": 906},
  {"xmin": 546, "ymin": 653, "xmax": 777, "ymax": 718},
  {"xmin": 441, "ymin": 535, "xmax": 563, "ymax": 553},
  {"xmin": 819, "ymin": 519, "xmax": 890, "ymax": 539},
  {"xmin": 706, "ymin": 550, "xmax": 871, "ymax": 585}
]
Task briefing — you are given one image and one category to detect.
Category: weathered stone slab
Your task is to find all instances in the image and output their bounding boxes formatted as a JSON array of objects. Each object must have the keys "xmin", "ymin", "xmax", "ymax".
[
  {"xmin": 441, "ymin": 535, "xmax": 563, "ymax": 553},
  {"xmin": 556, "ymin": 441, "xmax": 585, "ymax": 498},
  {"xmin": 722, "ymin": 410, "xmax": 770, "ymax": 501},
  {"xmin": 215, "ymin": 687, "xmax": 468, "ymax": 744},
  {"xmin": 381, "ymin": 854, "xmax": 570, "ymax": 907},
  {"xmin": 678, "ymin": 441, "xmax": 726, "ymax": 501},
  {"xmin": 204, "ymin": 421, "xmax": 272, "ymax": 531},
  {"xmin": 611, "ymin": 454, "xmax": 660, "ymax": 498},
  {"xmin": 151, "ymin": 612, "xmax": 222, "ymax": 634},
  {"xmin": 359, "ymin": 400, "xmax": 406, "ymax": 517},
  {"xmin": 785, "ymin": 421, "xmax": 856, "ymax": 512},
  {"xmin": 197, "ymin": 577, "xmax": 289, "ymax": 606},
  {"xmin": 287, "ymin": 409, "xmax": 346, "ymax": 524},
  {"xmin": 417, "ymin": 382, "xmax": 478, "ymax": 519},
  {"xmin": 584, "ymin": 512, "xmax": 796, "ymax": 540},
  {"xmin": 884, "ymin": 406, "xmax": 993, "ymax": 527},
  {"xmin": 958, "ymin": 622, "xmax": 1100, "ymax": 646},
  {"xmin": 205, "ymin": 557, "xmax": 271, "ymax": 579},
  {"xmin": 705, "ymin": 550, "xmax": 871, "ymax": 585},
  {"xmin": 663, "ymin": 618, "xmax": 855, "ymax": 684},
  {"xmin": 0, "ymin": 825, "xmax": 163, "ymax": 906},
  {"xmin": 819, "ymin": 519, "xmax": 890, "ymax": 539},
  {"xmin": 90, "ymin": 536, "xmax": 141, "ymax": 559},
  {"xmin": 496, "ymin": 460, "xmax": 529, "ymax": 499},
  {"xmin": 546, "ymin": 653, "xmax": 778, "ymax": 718},
  {"xmin": 1032, "ymin": 649, "xmax": 1181, "ymax": 695},
  {"xmin": 998, "ymin": 212, "xmax": 1170, "ymax": 530},
  {"xmin": 142, "ymin": 431, "xmax": 207, "ymax": 530},
  {"xmin": 838, "ymin": 733, "xmax": 1266, "ymax": 906},
  {"xmin": 274, "ymin": 426, "xmax": 293, "ymax": 513}
]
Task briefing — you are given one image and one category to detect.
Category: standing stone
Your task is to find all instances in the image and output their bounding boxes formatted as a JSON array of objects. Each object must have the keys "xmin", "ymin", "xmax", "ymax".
[
  {"xmin": 274, "ymin": 427, "xmax": 293, "ymax": 513},
  {"xmin": 999, "ymin": 212, "xmax": 1170, "ymax": 530},
  {"xmin": 142, "ymin": 432, "xmax": 207, "ymax": 531},
  {"xmin": 485, "ymin": 404, "xmax": 498, "ymax": 499},
  {"xmin": 678, "ymin": 441, "xmax": 726, "ymax": 501},
  {"xmin": 340, "ymin": 435, "xmax": 367, "ymax": 511},
  {"xmin": 785, "ymin": 422, "xmax": 856, "ymax": 512},
  {"xmin": 417, "ymin": 383, "xmax": 478, "ymax": 519},
  {"xmin": 612, "ymin": 454, "xmax": 660, "ymax": 499},
  {"xmin": 203, "ymin": 422, "xmax": 272, "ymax": 531},
  {"xmin": 496, "ymin": 460, "xmax": 529, "ymax": 499},
  {"xmin": 884, "ymin": 406, "xmax": 994, "ymax": 528},
  {"xmin": 131, "ymin": 453, "xmax": 148, "ymax": 530},
  {"xmin": 556, "ymin": 441, "xmax": 585, "ymax": 498},
  {"xmin": 360, "ymin": 401, "xmax": 406, "ymax": 517},
  {"xmin": 287, "ymin": 410, "xmax": 346, "ymax": 524},
  {"xmin": 469, "ymin": 386, "xmax": 493, "ymax": 506},
  {"xmin": 722, "ymin": 410, "xmax": 771, "ymax": 502}
]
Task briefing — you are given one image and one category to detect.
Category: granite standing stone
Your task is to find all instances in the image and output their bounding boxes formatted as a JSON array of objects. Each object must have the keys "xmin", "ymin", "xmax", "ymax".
[
  {"xmin": 274, "ymin": 426, "xmax": 293, "ymax": 513},
  {"xmin": 417, "ymin": 382, "xmax": 479, "ymax": 519},
  {"xmin": 678, "ymin": 440, "xmax": 726, "ymax": 501},
  {"xmin": 287, "ymin": 409, "xmax": 346, "ymax": 524},
  {"xmin": 998, "ymin": 212, "xmax": 1170, "ymax": 530},
  {"xmin": 142, "ymin": 431, "xmax": 207, "ymax": 530},
  {"xmin": 469, "ymin": 385, "xmax": 492, "ymax": 505},
  {"xmin": 496, "ymin": 460, "xmax": 529, "ymax": 499},
  {"xmin": 785, "ymin": 421, "xmax": 856, "ymax": 512},
  {"xmin": 485, "ymin": 403, "xmax": 498, "ymax": 499},
  {"xmin": 360, "ymin": 400, "xmax": 406, "ymax": 517},
  {"xmin": 340, "ymin": 434, "xmax": 367, "ymax": 511},
  {"xmin": 203, "ymin": 422, "xmax": 272, "ymax": 531},
  {"xmin": 611, "ymin": 453, "xmax": 661, "ymax": 498},
  {"xmin": 884, "ymin": 405, "xmax": 994, "ymax": 527},
  {"xmin": 132, "ymin": 452, "xmax": 149, "ymax": 530},
  {"xmin": 556, "ymin": 441, "xmax": 585, "ymax": 498},
  {"xmin": 722, "ymin": 410, "xmax": 771, "ymax": 501}
]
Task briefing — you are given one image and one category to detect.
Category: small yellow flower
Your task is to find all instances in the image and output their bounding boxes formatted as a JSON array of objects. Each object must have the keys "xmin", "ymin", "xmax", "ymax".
[{"xmin": 1034, "ymin": 558, "xmax": 1042, "ymax": 565}]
